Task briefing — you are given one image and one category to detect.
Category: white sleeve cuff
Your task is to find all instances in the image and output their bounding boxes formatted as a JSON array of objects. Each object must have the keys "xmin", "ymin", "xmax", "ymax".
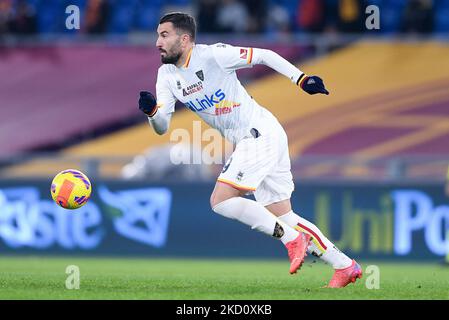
[{"xmin": 148, "ymin": 109, "xmax": 172, "ymax": 135}]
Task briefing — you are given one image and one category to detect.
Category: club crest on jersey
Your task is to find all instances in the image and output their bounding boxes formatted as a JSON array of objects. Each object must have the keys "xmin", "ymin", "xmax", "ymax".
[{"xmin": 195, "ymin": 70, "xmax": 204, "ymax": 81}]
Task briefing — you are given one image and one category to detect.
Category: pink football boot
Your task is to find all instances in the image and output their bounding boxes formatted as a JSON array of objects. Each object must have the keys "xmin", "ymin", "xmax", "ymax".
[
  {"xmin": 327, "ymin": 260, "xmax": 363, "ymax": 288},
  {"xmin": 286, "ymin": 233, "xmax": 311, "ymax": 274}
]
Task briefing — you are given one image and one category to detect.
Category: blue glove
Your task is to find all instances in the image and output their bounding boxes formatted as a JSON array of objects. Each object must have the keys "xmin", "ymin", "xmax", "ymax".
[
  {"xmin": 138, "ymin": 91, "xmax": 158, "ymax": 117},
  {"xmin": 299, "ymin": 75, "xmax": 329, "ymax": 95}
]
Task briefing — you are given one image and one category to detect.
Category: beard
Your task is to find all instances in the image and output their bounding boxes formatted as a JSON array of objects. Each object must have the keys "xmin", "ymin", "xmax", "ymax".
[{"xmin": 160, "ymin": 50, "xmax": 182, "ymax": 65}]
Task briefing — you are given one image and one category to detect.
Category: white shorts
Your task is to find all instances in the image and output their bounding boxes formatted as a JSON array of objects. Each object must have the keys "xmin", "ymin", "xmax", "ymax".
[{"xmin": 217, "ymin": 124, "xmax": 294, "ymax": 207}]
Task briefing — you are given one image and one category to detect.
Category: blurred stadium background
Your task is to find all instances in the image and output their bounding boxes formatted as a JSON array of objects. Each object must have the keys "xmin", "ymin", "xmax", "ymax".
[{"xmin": 1, "ymin": 0, "xmax": 449, "ymax": 299}]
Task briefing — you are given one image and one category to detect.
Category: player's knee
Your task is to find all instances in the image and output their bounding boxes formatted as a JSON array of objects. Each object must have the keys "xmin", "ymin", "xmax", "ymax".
[
  {"xmin": 210, "ymin": 192, "xmax": 226, "ymax": 211},
  {"xmin": 210, "ymin": 195, "xmax": 243, "ymax": 221},
  {"xmin": 210, "ymin": 193, "xmax": 216, "ymax": 210},
  {"xmin": 210, "ymin": 184, "xmax": 244, "ymax": 210},
  {"xmin": 210, "ymin": 191, "xmax": 236, "ymax": 211}
]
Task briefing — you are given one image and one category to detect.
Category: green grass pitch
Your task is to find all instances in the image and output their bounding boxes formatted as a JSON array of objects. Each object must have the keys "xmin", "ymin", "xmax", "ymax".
[{"xmin": 0, "ymin": 256, "xmax": 447, "ymax": 299}]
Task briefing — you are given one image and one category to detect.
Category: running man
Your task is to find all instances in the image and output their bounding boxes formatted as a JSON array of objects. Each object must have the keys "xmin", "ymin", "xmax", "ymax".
[{"xmin": 138, "ymin": 12, "xmax": 362, "ymax": 287}]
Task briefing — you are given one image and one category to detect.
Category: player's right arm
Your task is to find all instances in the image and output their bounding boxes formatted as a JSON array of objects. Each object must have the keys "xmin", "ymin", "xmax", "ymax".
[{"xmin": 138, "ymin": 67, "xmax": 176, "ymax": 135}]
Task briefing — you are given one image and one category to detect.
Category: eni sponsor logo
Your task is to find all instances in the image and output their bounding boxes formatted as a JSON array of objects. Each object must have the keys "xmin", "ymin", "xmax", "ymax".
[{"xmin": 313, "ymin": 189, "xmax": 449, "ymax": 257}]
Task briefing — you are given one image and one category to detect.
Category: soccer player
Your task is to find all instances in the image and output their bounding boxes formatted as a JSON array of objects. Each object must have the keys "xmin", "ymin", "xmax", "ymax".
[{"xmin": 138, "ymin": 12, "xmax": 362, "ymax": 287}]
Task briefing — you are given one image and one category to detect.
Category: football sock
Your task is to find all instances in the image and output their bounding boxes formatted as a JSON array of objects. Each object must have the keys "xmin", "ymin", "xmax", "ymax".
[
  {"xmin": 212, "ymin": 197, "xmax": 299, "ymax": 245},
  {"xmin": 279, "ymin": 210, "xmax": 352, "ymax": 269}
]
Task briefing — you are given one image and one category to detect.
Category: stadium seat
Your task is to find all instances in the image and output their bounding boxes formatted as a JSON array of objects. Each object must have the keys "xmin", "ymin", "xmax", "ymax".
[
  {"xmin": 108, "ymin": 0, "xmax": 139, "ymax": 33},
  {"xmin": 435, "ymin": 8, "xmax": 449, "ymax": 32},
  {"xmin": 272, "ymin": 0, "xmax": 300, "ymax": 31},
  {"xmin": 63, "ymin": 0, "xmax": 88, "ymax": 9},
  {"xmin": 135, "ymin": 3, "xmax": 161, "ymax": 31},
  {"xmin": 139, "ymin": 0, "xmax": 164, "ymax": 6},
  {"xmin": 36, "ymin": 2, "xmax": 65, "ymax": 33},
  {"xmin": 24, "ymin": 0, "xmax": 41, "ymax": 7},
  {"xmin": 366, "ymin": 0, "xmax": 383, "ymax": 6},
  {"xmin": 379, "ymin": 2, "xmax": 405, "ymax": 33},
  {"xmin": 165, "ymin": 0, "xmax": 190, "ymax": 5}
]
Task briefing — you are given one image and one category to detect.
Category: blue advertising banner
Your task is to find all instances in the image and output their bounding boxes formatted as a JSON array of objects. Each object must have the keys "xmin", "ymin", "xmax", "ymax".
[
  {"xmin": 0, "ymin": 180, "xmax": 448, "ymax": 261},
  {"xmin": 292, "ymin": 183, "xmax": 449, "ymax": 261}
]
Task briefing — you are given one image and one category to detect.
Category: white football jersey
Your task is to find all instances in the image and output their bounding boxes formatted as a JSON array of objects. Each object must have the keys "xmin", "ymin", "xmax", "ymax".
[{"xmin": 155, "ymin": 43, "xmax": 284, "ymax": 144}]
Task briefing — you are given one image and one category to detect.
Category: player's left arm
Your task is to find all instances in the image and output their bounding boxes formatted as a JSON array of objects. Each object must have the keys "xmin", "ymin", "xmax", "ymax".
[
  {"xmin": 212, "ymin": 43, "xmax": 329, "ymax": 95},
  {"xmin": 251, "ymin": 48, "xmax": 329, "ymax": 95}
]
